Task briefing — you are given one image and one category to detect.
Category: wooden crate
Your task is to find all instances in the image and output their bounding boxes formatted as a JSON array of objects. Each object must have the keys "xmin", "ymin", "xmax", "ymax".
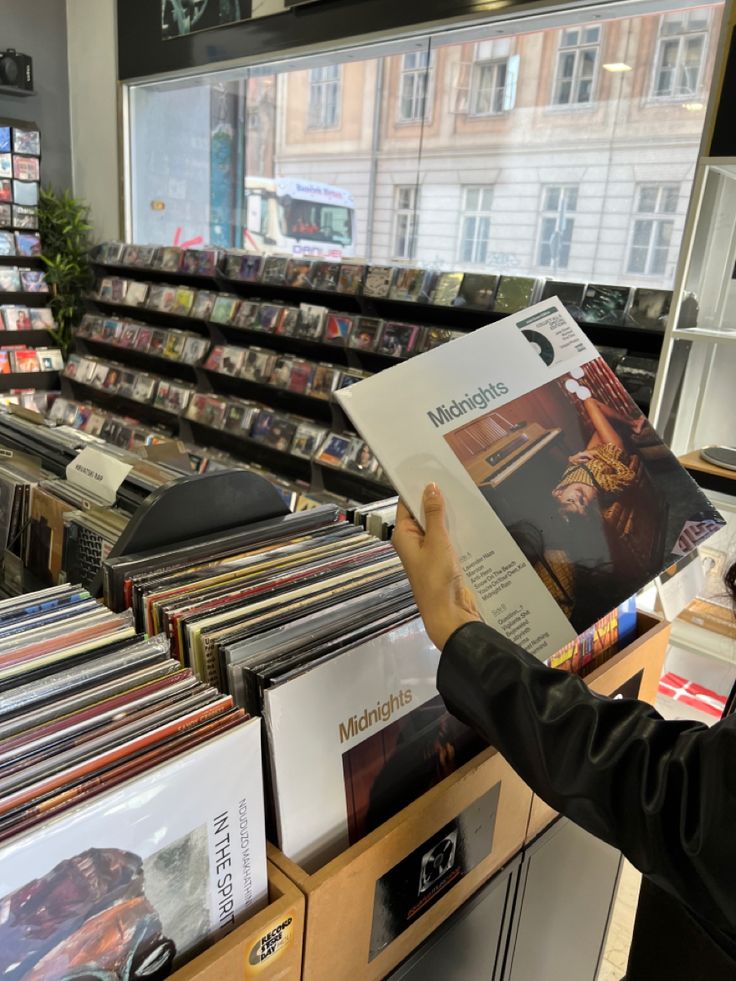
[{"xmin": 169, "ymin": 862, "xmax": 304, "ymax": 980}]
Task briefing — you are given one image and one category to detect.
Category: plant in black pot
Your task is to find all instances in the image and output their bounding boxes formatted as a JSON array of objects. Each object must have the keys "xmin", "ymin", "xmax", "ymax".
[{"xmin": 38, "ymin": 187, "xmax": 94, "ymax": 354}]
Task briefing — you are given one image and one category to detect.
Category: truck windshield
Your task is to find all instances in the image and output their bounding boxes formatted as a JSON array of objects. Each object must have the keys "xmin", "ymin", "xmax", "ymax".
[{"xmin": 282, "ymin": 199, "xmax": 353, "ymax": 246}]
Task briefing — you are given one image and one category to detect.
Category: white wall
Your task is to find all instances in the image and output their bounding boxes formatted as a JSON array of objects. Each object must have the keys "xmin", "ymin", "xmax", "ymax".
[{"xmin": 66, "ymin": 0, "xmax": 121, "ymax": 241}]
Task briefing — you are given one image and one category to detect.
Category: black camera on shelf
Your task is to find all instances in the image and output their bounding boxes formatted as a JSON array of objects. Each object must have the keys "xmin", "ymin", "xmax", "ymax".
[{"xmin": 0, "ymin": 49, "xmax": 33, "ymax": 91}]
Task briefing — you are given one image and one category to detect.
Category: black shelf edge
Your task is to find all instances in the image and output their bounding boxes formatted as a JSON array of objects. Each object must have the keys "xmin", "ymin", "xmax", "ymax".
[
  {"xmin": 0, "ymin": 370, "xmax": 59, "ymax": 391},
  {"xmin": 200, "ymin": 368, "xmax": 334, "ymax": 423},
  {"xmin": 215, "ymin": 322, "xmax": 351, "ymax": 366},
  {"xmin": 183, "ymin": 418, "xmax": 313, "ymax": 483},
  {"xmin": 579, "ymin": 322, "xmax": 664, "ymax": 357},
  {"xmin": 61, "ymin": 377, "xmax": 179, "ymax": 431},
  {"xmin": 0, "ymin": 292, "xmax": 51, "ymax": 308},
  {"xmin": 86, "ymin": 296, "xmax": 210, "ymax": 334},
  {"xmin": 75, "ymin": 336, "xmax": 200, "ymax": 383},
  {"xmin": 219, "ymin": 275, "xmax": 364, "ymax": 312},
  {"xmin": 0, "ymin": 328, "xmax": 54, "ymax": 345},
  {"xmin": 0, "ymin": 255, "xmax": 44, "ymax": 269},
  {"xmin": 91, "ymin": 259, "xmax": 219, "ymax": 289},
  {"xmin": 314, "ymin": 459, "xmax": 393, "ymax": 504}
]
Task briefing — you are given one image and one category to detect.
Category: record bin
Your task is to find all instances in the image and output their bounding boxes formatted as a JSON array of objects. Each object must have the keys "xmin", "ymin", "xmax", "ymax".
[
  {"xmin": 169, "ymin": 862, "xmax": 304, "ymax": 981},
  {"xmin": 269, "ymin": 611, "xmax": 669, "ymax": 981}
]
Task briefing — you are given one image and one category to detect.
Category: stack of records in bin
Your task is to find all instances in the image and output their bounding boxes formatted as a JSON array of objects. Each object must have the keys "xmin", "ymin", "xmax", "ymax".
[
  {"xmin": 0, "ymin": 582, "xmax": 267, "ymax": 976},
  {"xmin": 103, "ymin": 501, "xmax": 642, "ymax": 873}
]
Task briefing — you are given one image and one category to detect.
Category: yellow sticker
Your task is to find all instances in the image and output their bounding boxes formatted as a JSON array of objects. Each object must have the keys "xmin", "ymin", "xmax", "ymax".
[{"xmin": 245, "ymin": 913, "xmax": 295, "ymax": 974}]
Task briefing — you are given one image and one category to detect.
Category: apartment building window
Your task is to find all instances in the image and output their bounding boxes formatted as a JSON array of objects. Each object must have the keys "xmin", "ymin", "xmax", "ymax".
[
  {"xmin": 537, "ymin": 185, "xmax": 578, "ymax": 269},
  {"xmin": 627, "ymin": 184, "xmax": 679, "ymax": 276},
  {"xmin": 308, "ymin": 65, "xmax": 341, "ymax": 129},
  {"xmin": 458, "ymin": 187, "xmax": 494, "ymax": 264},
  {"xmin": 470, "ymin": 59, "xmax": 508, "ymax": 115},
  {"xmin": 392, "ymin": 186, "xmax": 419, "ymax": 259},
  {"xmin": 552, "ymin": 26, "xmax": 600, "ymax": 105},
  {"xmin": 399, "ymin": 51, "xmax": 432, "ymax": 123},
  {"xmin": 652, "ymin": 10, "xmax": 710, "ymax": 98}
]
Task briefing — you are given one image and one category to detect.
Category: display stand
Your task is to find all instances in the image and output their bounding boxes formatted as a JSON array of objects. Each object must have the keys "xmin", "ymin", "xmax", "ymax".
[
  {"xmin": 679, "ymin": 449, "xmax": 736, "ymax": 498},
  {"xmin": 90, "ymin": 468, "xmax": 289, "ymax": 595}
]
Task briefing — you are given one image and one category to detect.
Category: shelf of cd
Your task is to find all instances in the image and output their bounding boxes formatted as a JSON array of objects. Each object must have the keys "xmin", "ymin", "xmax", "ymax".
[
  {"xmin": 76, "ymin": 336, "xmax": 200, "ymax": 383},
  {"xmin": 61, "ymin": 376, "xmax": 179, "ymax": 431},
  {"xmin": 88, "ymin": 296, "xmax": 211, "ymax": 334},
  {"xmin": 200, "ymin": 367, "xmax": 334, "ymax": 424},
  {"xmin": 180, "ymin": 417, "xmax": 313, "ymax": 483},
  {"xmin": 0, "ymin": 370, "xmax": 60, "ymax": 391},
  {"xmin": 213, "ymin": 321, "xmax": 352, "ymax": 366},
  {"xmin": 91, "ymin": 259, "xmax": 219, "ymax": 289}
]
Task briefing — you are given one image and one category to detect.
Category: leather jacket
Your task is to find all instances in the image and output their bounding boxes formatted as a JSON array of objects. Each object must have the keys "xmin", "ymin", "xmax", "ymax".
[{"xmin": 437, "ymin": 621, "xmax": 736, "ymax": 975}]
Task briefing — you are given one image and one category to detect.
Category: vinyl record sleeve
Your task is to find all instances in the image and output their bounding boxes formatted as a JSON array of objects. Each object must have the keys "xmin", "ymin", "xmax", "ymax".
[
  {"xmin": 337, "ymin": 298, "xmax": 725, "ymax": 659},
  {"xmin": 0, "ymin": 718, "xmax": 267, "ymax": 973}
]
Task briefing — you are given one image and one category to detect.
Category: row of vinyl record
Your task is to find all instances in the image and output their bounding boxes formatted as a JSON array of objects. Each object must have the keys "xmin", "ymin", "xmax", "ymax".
[
  {"xmin": 103, "ymin": 501, "xmax": 636, "ymax": 876},
  {"xmin": 0, "ymin": 581, "xmax": 268, "ymax": 980},
  {"xmin": 0, "ymin": 304, "xmax": 55, "ymax": 332},
  {"xmin": 77, "ymin": 313, "xmax": 210, "ymax": 366},
  {"xmin": 0, "ymin": 345, "xmax": 63, "ymax": 373},
  {"xmin": 0, "ymin": 230, "xmax": 41, "ymax": 258},
  {"xmin": 0, "ymin": 266, "xmax": 48, "ymax": 293},
  {"xmin": 92, "ymin": 240, "xmax": 678, "ymax": 330}
]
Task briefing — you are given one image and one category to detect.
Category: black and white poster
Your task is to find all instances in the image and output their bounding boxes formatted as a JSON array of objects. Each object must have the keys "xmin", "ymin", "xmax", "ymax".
[{"xmin": 161, "ymin": 0, "xmax": 253, "ymax": 39}]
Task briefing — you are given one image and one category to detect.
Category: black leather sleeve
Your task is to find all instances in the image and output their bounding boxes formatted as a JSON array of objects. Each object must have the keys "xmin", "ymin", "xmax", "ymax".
[{"xmin": 437, "ymin": 621, "xmax": 736, "ymax": 940}]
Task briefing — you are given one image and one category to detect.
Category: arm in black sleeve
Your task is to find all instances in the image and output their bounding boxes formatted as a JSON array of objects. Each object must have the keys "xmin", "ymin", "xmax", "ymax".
[{"xmin": 437, "ymin": 620, "xmax": 736, "ymax": 940}]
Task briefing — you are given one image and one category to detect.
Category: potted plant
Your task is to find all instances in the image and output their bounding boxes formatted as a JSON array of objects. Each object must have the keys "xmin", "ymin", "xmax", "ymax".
[{"xmin": 38, "ymin": 187, "xmax": 94, "ymax": 354}]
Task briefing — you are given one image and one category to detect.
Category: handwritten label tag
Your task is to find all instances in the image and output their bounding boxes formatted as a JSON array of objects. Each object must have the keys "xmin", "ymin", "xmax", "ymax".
[{"xmin": 66, "ymin": 447, "xmax": 133, "ymax": 506}]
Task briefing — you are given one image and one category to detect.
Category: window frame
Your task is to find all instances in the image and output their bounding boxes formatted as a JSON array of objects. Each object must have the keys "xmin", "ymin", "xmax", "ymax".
[
  {"xmin": 397, "ymin": 49, "xmax": 434, "ymax": 124},
  {"xmin": 392, "ymin": 184, "xmax": 420, "ymax": 260},
  {"xmin": 457, "ymin": 185, "xmax": 495, "ymax": 265},
  {"xmin": 626, "ymin": 183, "xmax": 680, "ymax": 277},
  {"xmin": 307, "ymin": 63, "xmax": 342, "ymax": 131},
  {"xmin": 650, "ymin": 9, "xmax": 711, "ymax": 101},
  {"xmin": 468, "ymin": 58, "xmax": 509, "ymax": 117},
  {"xmin": 550, "ymin": 24, "xmax": 601, "ymax": 108},
  {"xmin": 536, "ymin": 184, "xmax": 578, "ymax": 270}
]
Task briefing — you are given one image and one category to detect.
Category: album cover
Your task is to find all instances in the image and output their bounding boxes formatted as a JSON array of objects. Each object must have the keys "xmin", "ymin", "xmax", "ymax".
[
  {"xmin": 310, "ymin": 364, "xmax": 340, "ymax": 400},
  {"xmin": 1, "ymin": 305, "xmax": 30, "ymax": 330},
  {"xmin": 343, "ymin": 440, "xmax": 380, "ymax": 476},
  {"xmin": 119, "ymin": 323, "xmax": 141, "ymax": 348},
  {"xmin": 181, "ymin": 335, "xmax": 209, "ymax": 365},
  {"xmin": 36, "ymin": 347, "xmax": 64, "ymax": 371},
  {"xmin": 13, "ymin": 155, "xmax": 40, "ymax": 182},
  {"xmin": 0, "ymin": 203, "xmax": 10, "ymax": 226},
  {"xmin": 187, "ymin": 393, "xmax": 228, "ymax": 429},
  {"xmin": 0, "ymin": 350, "xmax": 11, "ymax": 373},
  {"xmin": 251, "ymin": 409, "xmax": 298, "ymax": 451},
  {"xmin": 363, "ymin": 265, "xmax": 395, "ymax": 299},
  {"xmin": 0, "ymin": 128, "xmax": 9, "ymax": 153},
  {"xmin": 0, "ymin": 720, "xmax": 267, "ymax": 973},
  {"xmin": 581, "ymin": 284, "xmax": 631, "ymax": 326},
  {"xmin": 375, "ymin": 322, "xmax": 419, "ymax": 358},
  {"xmin": 190, "ymin": 290, "xmax": 216, "ymax": 322},
  {"xmin": 12, "ymin": 205, "xmax": 37, "ymax": 230},
  {"xmin": 159, "ymin": 246, "xmax": 183, "ymax": 272},
  {"xmin": 344, "ymin": 317, "xmax": 379, "ymax": 353},
  {"xmin": 309, "ymin": 261, "xmax": 340, "ymax": 292},
  {"xmin": 242, "ymin": 347, "xmax": 277, "ymax": 384},
  {"xmin": 285, "ymin": 259, "xmax": 312, "ymax": 288},
  {"xmin": 11, "ymin": 349, "xmax": 41, "ymax": 372},
  {"xmin": 223, "ymin": 346, "xmax": 248, "ymax": 376},
  {"xmin": 336, "ymin": 368, "xmax": 369, "ymax": 390},
  {"xmin": 131, "ymin": 374, "xmax": 158, "ymax": 403},
  {"xmin": 389, "ymin": 268, "xmax": 434, "ymax": 304},
  {"xmin": 337, "ymin": 263, "xmax": 366, "ymax": 295},
  {"xmin": 291, "ymin": 421, "xmax": 328, "ymax": 459},
  {"xmin": 0, "ymin": 267, "xmax": 21, "ymax": 291},
  {"xmin": 287, "ymin": 359, "xmax": 315, "ymax": 395},
  {"xmin": 15, "ymin": 231, "xmax": 41, "ymax": 257},
  {"xmin": 453, "ymin": 274, "xmax": 498, "ymax": 310},
  {"xmin": 615, "ymin": 355, "xmax": 658, "ymax": 407},
  {"xmin": 316, "ymin": 432, "xmax": 355, "ymax": 467},
  {"xmin": 0, "ymin": 180, "xmax": 11, "ymax": 204},
  {"xmin": 20, "ymin": 269, "xmax": 48, "ymax": 293},
  {"xmin": 297, "ymin": 304, "xmax": 327, "ymax": 341},
  {"xmin": 124, "ymin": 281, "xmax": 149, "ymax": 307},
  {"xmin": 324, "ymin": 313, "xmax": 353, "ymax": 345},
  {"xmin": 262, "ymin": 256, "xmax": 289, "ymax": 285},
  {"xmin": 173, "ymin": 287, "xmax": 196, "ymax": 317},
  {"xmin": 13, "ymin": 128, "xmax": 40, "ymax": 155},
  {"xmin": 163, "ymin": 332, "xmax": 187, "ymax": 360},
  {"xmin": 420, "ymin": 327, "xmax": 464, "ymax": 352},
  {"xmin": 28, "ymin": 307, "xmax": 54, "ymax": 330},
  {"xmin": 251, "ymin": 303, "xmax": 280, "ymax": 334},
  {"xmin": 337, "ymin": 297, "xmax": 725, "ymax": 660},
  {"xmin": 223, "ymin": 399, "xmax": 260, "ymax": 435},
  {"xmin": 148, "ymin": 329, "xmax": 167, "ymax": 357},
  {"xmin": 0, "ymin": 154, "xmax": 11, "ymax": 179},
  {"xmin": 210, "ymin": 295, "xmax": 240, "ymax": 325},
  {"xmin": 231, "ymin": 300, "xmax": 260, "ymax": 330},
  {"xmin": 626, "ymin": 289, "xmax": 672, "ymax": 332},
  {"xmin": 493, "ymin": 276, "xmax": 538, "ymax": 314},
  {"xmin": 0, "ymin": 230, "xmax": 15, "ymax": 255},
  {"xmin": 540, "ymin": 280, "xmax": 586, "ymax": 318},
  {"xmin": 238, "ymin": 253, "xmax": 264, "ymax": 283},
  {"xmin": 276, "ymin": 306, "xmax": 301, "ymax": 338},
  {"xmin": 145, "ymin": 284, "xmax": 167, "ymax": 312},
  {"xmin": 117, "ymin": 368, "xmax": 139, "ymax": 398},
  {"xmin": 430, "ymin": 272, "xmax": 464, "ymax": 307},
  {"xmin": 13, "ymin": 181, "xmax": 39, "ymax": 206},
  {"xmin": 269, "ymin": 355, "xmax": 297, "ymax": 389},
  {"xmin": 134, "ymin": 326, "xmax": 154, "ymax": 353}
]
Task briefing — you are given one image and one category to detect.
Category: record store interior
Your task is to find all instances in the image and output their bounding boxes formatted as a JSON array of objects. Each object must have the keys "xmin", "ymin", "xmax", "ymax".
[{"xmin": 0, "ymin": 0, "xmax": 735, "ymax": 979}]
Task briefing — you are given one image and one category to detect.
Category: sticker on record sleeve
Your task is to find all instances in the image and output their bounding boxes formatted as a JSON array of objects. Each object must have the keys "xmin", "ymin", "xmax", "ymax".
[{"xmin": 368, "ymin": 783, "xmax": 500, "ymax": 960}]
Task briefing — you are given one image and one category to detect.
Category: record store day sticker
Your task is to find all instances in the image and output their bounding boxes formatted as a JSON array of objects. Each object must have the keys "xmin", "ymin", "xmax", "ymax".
[{"xmin": 66, "ymin": 446, "xmax": 133, "ymax": 506}]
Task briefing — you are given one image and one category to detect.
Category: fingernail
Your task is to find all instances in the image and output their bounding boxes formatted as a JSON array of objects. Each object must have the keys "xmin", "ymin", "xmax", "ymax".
[{"xmin": 425, "ymin": 482, "xmax": 440, "ymax": 499}]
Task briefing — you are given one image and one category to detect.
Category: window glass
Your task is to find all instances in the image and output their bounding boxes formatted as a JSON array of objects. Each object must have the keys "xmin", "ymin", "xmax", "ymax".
[{"xmin": 128, "ymin": 1, "xmax": 722, "ymax": 287}]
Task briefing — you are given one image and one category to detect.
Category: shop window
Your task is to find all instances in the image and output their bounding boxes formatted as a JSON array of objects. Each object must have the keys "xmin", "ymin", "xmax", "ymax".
[
  {"xmin": 627, "ymin": 183, "xmax": 680, "ymax": 276},
  {"xmin": 652, "ymin": 10, "xmax": 710, "ymax": 98},
  {"xmin": 552, "ymin": 26, "xmax": 601, "ymax": 105},
  {"xmin": 399, "ymin": 51, "xmax": 432, "ymax": 123},
  {"xmin": 458, "ymin": 186, "xmax": 494, "ymax": 264},
  {"xmin": 392, "ymin": 186, "xmax": 419, "ymax": 259},
  {"xmin": 308, "ymin": 65, "xmax": 341, "ymax": 130},
  {"xmin": 537, "ymin": 185, "xmax": 578, "ymax": 269}
]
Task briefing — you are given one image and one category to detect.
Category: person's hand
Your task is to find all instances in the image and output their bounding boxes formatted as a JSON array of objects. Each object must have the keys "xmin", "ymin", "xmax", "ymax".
[
  {"xmin": 392, "ymin": 483, "xmax": 481, "ymax": 650},
  {"xmin": 568, "ymin": 450, "xmax": 595, "ymax": 465}
]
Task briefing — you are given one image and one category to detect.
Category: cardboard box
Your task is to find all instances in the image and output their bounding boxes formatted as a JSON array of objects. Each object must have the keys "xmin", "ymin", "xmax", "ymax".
[
  {"xmin": 169, "ymin": 862, "xmax": 304, "ymax": 981},
  {"xmin": 525, "ymin": 612, "xmax": 670, "ymax": 843},
  {"xmin": 270, "ymin": 745, "xmax": 531, "ymax": 980}
]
